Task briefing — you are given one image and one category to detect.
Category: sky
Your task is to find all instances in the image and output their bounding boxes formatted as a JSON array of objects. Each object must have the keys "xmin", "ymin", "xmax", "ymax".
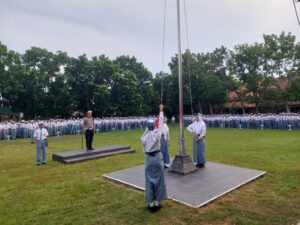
[{"xmin": 0, "ymin": 0, "xmax": 300, "ymax": 74}]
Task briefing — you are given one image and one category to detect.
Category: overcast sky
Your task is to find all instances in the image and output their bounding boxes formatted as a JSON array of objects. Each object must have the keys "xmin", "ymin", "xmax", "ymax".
[{"xmin": 0, "ymin": 0, "xmax": 299, "ymax": 74}]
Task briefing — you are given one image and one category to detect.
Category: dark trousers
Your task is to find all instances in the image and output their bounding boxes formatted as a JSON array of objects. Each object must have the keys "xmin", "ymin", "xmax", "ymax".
[{"xmin": 85, "ymin": 129, "xmax": 94, "ymax": 149}]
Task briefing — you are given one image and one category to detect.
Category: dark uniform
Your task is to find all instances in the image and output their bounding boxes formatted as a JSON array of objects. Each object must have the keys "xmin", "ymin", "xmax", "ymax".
[{"xmin": 83, "ymin": 111, "xmax": 95, "ymax": 150}]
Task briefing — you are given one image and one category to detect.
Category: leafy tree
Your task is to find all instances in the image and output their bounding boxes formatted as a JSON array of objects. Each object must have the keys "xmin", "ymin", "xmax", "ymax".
[
  {"xmin": 65, "ymin": 54, "xmax": 93, "ymax": 115},
  {"xmin": 2, "ymin": 31, "xmax": 300, "ymax": 118},
  {"xmin": 286, "ymin": 76, "xmax": 300, "ymax": 102},
  {"xmin": 201, "ymin": 74, "xmax": 227, "ymax": 115},
  {"xmin": 0, "ymin": 43, "xmax": 35, "ymax": 118},
  {"xmin": 231, "ymin": 43, "xmax": 265, "ymax": 113},
  {"xmin": 89, "ymin": 55, "xmax": 115, "ymax": 116},
  {"xmin": 110, "ymin": 70, "xmax": 142, "ymax": 116},
  {"xmin": 114, "ymin": 55, "xmax": 157, "ymax": 115},
  {"xmin": 263, "ymin": 32, "xmax": 300, "ymax": 112},
  {"xmin": 153, "ymin": 71, "xmax": 173, "ymax": 117}
]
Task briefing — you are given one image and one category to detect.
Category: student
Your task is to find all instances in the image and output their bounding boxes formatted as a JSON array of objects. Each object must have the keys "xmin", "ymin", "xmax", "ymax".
[
  {"xmin": 33, "ymin": 122, "xmax": 49, "ymax": 165},
  {"xmin": 141, "ymin": 104, "xmax": 167, "ymax": 212},
  {"xmin": 187, "ymin": 113, "xmax": 206, "ymax": 168}
]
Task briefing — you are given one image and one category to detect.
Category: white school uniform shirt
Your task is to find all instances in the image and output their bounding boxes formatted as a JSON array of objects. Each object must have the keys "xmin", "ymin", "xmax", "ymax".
[
  {"xmin": 162, "ymin": 123, "xmax": 169, "ymax": 141},
  {"xmin": 187, "ymin": 120, "xmax": 206, "ymax": 139},
  {"xmin": 141, "ymin": 112, "xmax": 164, "ymax": 153},
  {"xmin": 33, "ymin": 128, "xmax": 49, "ymax": 141}
]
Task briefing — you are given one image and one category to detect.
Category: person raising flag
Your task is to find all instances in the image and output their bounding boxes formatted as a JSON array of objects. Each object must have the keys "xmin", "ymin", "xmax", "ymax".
[{"xmin": 141, "ymin": 104, "xmax": 167, "ymax": 212}]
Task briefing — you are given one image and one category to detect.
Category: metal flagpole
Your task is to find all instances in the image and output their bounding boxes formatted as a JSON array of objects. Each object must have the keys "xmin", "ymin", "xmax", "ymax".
[
  {"xmin": 176, "ymin": 0, "xmax": 186, "ymax": 156},
  {"xmin": 168, "ymin": 0, "xmax": 197, "ymax": 175}
]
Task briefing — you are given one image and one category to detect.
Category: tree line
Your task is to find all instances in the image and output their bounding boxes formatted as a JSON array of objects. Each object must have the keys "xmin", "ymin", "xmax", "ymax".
[{"xmin": 0, "ymin": 32, "xmax": 300, "ymax": 119}]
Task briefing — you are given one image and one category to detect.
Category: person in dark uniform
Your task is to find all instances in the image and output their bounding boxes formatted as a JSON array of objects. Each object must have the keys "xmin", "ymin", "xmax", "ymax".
[{"xmin": 83, "ymin": 110, "xmax": 95, "ymax": 150}]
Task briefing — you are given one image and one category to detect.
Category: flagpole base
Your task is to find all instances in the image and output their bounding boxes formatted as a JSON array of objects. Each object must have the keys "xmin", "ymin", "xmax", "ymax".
[{"xmin": 168, "ymin": 154, "xmax": 197, "ymax": 175}]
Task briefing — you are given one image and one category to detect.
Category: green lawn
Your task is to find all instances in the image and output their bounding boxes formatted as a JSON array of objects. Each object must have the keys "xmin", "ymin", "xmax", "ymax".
[{"xmin": 0, "ymin": 127, "xmax": 299, "ymax": 225}]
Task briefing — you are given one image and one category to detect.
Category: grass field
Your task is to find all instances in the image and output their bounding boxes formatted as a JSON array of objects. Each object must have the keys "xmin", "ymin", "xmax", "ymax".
[{"xmin": 0, "ymin": 127, "xmax": 299, "ymax": 225}]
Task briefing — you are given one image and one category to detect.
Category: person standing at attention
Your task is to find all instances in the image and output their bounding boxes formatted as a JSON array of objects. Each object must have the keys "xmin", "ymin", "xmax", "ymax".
[
  {"xmin": 171, "ymin": 115, "xmax": 175, "ymax": 125},
  {"xmin": 187, "ymin": 113, "xmax": 206, "ymax": 168},
  {"xmin": 83, "ymin": 110, "xmax": 95, "ymax": 150},
  {"xmin": 160, "ymin": 117, "xmax": 170, "ymax": 168},
  {"xmin": 34, "ymin": 122, "xmax": 49, "ymax": 166}
]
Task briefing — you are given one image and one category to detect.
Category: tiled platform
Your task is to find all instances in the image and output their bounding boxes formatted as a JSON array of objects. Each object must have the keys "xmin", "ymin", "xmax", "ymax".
[
  {"xmin": 103, "ymin": 161, "xmax": 266, "ymax": 208},
  {"xmin": 52, "ymin": 145, "xmax": 135, "ymax": 164}
]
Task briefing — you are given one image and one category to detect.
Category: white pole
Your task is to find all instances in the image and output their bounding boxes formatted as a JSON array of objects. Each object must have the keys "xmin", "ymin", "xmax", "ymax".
[{"xmin": 177, "ymin": 0, "xmax": 186, "ymax": 156}]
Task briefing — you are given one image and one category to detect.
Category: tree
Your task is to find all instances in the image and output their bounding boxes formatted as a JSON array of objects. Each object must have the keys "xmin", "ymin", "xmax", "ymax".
[
  {"xmin": 286, "ymin": 76, "xmax": 300, "ymax": 102},
  {"xmin": 0, "ymin": 42, "xmax": 35, "ymax": 118},
  {"xmin": 263, "ymin": 32, "xmax": 300, "ymax": 112},
  {"xmin": 89, "ymin": 55, "xmax": 115, "ymax": 116},
  {"xmin": 231, "ymin": 43, "xmax": 265, "ymax": 113},
  {"xmin": 2, "ymin": 31, "xmax": 300, "ymax": 118},
  {"xmin": 21, "ymin": 47, "xmax": 73, "ymax": 118},
  {"xmin": 201, "ymin": 74, "xmax": 227, "ymax": 115},
  {"xmin": 114, "ymin": 55, "xmax": 158, "ymax": 115},
  {"xmin": 65, "ymin": 54, "xmax": 93, "ymax": 115},
  {"xmin": 110, "ymin": 70, "xmax": 142, "ymax": 116}
]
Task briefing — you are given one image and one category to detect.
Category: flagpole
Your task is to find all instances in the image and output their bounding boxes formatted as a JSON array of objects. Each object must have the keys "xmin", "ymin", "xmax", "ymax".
[
  {"xmin": 169, "ymin": 0, "xmax": 197, "ymax": 175},
  {"xmin": 176, "ymin": 0, "xmax": 186, "ymax": 156}
]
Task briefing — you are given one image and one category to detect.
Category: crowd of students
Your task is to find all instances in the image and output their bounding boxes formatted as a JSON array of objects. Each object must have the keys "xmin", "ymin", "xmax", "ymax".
[
  {"xmin": 0, "ymin": 112, "xmax": 299, "ymax": 141},
  {"xmin": 0, "ymin": 116, "xmax": 156, "ymax": 141},
  {"xmin": 184, "ymin": 113, "xmax": 300, "ymax": 130}
]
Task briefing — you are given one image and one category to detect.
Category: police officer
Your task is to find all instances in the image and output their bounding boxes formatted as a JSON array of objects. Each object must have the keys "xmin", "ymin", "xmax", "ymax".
[{"xmin": 83, "ymin": 110, "xmax": 95, "ymax": 150}]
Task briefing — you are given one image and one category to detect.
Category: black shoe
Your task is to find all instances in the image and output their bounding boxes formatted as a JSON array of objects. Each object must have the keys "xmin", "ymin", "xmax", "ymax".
[
  {"xmin": 147, "ymin": 205, "xmax": 156, "ymax": 213},
  {"xmin": 42, "ymin": 162, "xmax": 46, "ymax": 165},
  {"xmin": 90, "ymin": 148, "xmax": 94, "ymax": 150},
  {"xmin": 164, "ymin": 165, "xmax": 168, "ymax": 169},
  {"xmin": 154, "ymin": 204, "xmax": 162, "ymax": 211},
  {"xmin": 199, "ymin": 164, "xmax": 205, "ymax": 168},
  {"xmin": 37, "ymin": 164, "xmax": 41, "ymax": 166}
]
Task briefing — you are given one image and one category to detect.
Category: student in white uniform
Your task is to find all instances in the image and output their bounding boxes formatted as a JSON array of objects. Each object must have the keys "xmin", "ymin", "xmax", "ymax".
[
  {"xmin": 33, "ymin": 122, "xmax": 49, "ymax": 166},
  {"xmin": 141, "ymin": 104, "xmax": 167, "ymax": 212},
  {"xmin": 187, "ymin": 113, "xmax": 206, "ymax": 168}
]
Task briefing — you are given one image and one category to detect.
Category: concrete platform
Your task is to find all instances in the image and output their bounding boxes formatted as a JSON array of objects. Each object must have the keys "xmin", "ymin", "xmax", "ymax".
[
  {"xmin": 103, "ymin": 161, "xmax": 266, "ymax": 208},
  {"xmin": 52, "ymin": 145, "xmax": 135, "ymax": 164}
]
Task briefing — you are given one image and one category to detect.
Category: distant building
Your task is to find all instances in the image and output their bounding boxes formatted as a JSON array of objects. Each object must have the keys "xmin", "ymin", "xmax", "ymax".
[
  {"xmin": 224, "ymin": 77, "xmax": 300, "ymax": 114},
  {"xmin": 0, "ymin": 92, "xmax": 16, "ymax": 121},
  {"xmin": 0, "ymin": 106, "xmax": 16, "ymax": 121}
]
